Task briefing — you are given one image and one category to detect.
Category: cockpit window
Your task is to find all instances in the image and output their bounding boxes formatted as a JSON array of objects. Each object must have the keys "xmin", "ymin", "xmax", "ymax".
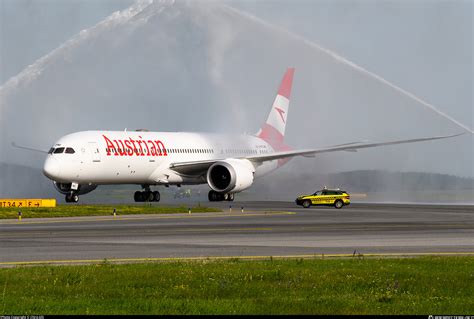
[
  {"xmin": 53, "ymin": 147, "xmax": 65, "ymax": 154},
  {"xmin": 65, "ymin": 148, "xmax": 75, "ymax": 154},
  {"xmin": 48, "ymin": 148, "xmax": 54, "ymax": 154}
]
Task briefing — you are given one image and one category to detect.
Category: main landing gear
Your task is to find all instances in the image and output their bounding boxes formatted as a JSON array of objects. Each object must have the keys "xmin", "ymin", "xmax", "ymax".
[
  {"xmin": 65, "ymin": 192, "xmax": 79, "ymax": 203},
  {"xmin": 208, "ymin": 190, "xmax": 234, "ymax": 202},
  {"xmin": 134, "ymin": 189, "xmax": 160, "ymax": 202}
]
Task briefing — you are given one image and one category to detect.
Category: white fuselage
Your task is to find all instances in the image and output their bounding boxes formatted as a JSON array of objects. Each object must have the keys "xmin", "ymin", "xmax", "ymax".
[{"xmin": 43, "ymin": 131, "xmax": 279, "ymax": 186}]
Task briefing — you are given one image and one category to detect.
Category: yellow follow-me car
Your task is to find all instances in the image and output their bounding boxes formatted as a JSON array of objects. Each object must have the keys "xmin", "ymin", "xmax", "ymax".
[{"xmin": 295, "ymin": 188, "xmax": 351, "ymax": 209}]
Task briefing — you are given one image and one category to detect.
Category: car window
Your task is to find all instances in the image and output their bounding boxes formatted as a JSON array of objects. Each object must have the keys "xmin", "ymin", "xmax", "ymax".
[{"xmin": 313, "ymin": 191, "xmax": 322, "ymax": 196}]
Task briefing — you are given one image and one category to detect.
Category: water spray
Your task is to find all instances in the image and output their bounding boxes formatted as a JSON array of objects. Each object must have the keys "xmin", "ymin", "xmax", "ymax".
[{"xmin": 223, "ymin": 5, "xmax": 473, "ymax": 135}]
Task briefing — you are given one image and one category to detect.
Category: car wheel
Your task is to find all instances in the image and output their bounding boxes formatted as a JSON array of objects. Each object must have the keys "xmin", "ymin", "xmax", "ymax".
[
  {"xmin": 303, "ymin": 200, "xmax": 311, "ymax": 208},
  {"xmin": 334, "ymin": 200, "xmax": 343, "ymax": 209}
]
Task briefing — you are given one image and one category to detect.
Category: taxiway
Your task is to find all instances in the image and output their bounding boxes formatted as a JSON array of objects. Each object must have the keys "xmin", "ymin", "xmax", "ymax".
[{"xmin": 0, "ymin": 202, "xmax": 472, "ymax": 265}]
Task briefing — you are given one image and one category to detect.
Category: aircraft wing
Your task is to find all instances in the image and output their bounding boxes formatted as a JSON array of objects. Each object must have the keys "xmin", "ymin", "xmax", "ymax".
[
  {"xmin": 169, "ymin": 133, "xmax": 463, "ymax": 175},
  {"xmin": 246, "ymin": 133, "xmax": 464, "ymax": 164}
]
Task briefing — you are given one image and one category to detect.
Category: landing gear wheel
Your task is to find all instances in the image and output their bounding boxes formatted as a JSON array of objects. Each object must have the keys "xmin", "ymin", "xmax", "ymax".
[
  {"xmin": 208, "ymin": 190, "xmax": 225, "ymax": 202},
  {"xmin": 145, "ymin": 191, "xmax": 154, "ymax": 202},
  {"xmin": 208, "ymin": 190, "xmax": 218, "ymax": 202},
  {"xmin": 65, "ymin": 193, "xmax": 79, "ymax": 203},
  {"xmin": 227, "ymin": 193, "xmax": 235, "ymax": 201},
  {"xmin": 135, "ymin": 190, "xmax": 160, "ymax": 202},
  {"xmin": 134, "ymin": 191, "xmax": 142, "ymax": 202},
  {"xmin": 334, "ymin": 200, "xmax": 343, "ymax": 209},
  {"xmin": 302, "ymin": 200, "xmax": 311, "ymax": 208}
]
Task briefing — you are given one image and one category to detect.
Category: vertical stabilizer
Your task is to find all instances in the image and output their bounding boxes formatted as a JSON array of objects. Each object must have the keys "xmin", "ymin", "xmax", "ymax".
[{"xmin": 256, "ymin": 68, "xmax": 294, "ymax": 150}]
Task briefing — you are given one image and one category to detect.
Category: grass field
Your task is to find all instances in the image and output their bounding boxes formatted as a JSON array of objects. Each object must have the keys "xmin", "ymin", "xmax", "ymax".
[
  {"xmin": 1, "ymin": 256, "xmax": 473, "ymax": 315},
  {"xmin": 0, "ymin": 204, "xmax": 221, "ymax": 219}
]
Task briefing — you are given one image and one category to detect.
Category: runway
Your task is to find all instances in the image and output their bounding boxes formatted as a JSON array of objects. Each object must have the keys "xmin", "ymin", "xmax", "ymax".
[{"xmin": 0, "ymin": 202, "xmax": 473, "ymax": 265}]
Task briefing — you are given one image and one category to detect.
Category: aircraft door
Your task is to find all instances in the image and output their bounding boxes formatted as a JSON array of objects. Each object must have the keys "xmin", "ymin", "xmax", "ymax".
[{"xmin": 88, "ymin": 142, "xmax": 101, "ymax": 162}]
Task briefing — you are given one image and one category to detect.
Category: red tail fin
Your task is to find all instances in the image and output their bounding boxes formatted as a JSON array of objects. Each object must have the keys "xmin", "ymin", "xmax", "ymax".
[
  {"xmin": 256, "ymin": 68, "xmax": 294, "ymax": 167},
  {"xmin": 257, "ymin": 68, "xmax": 294, "ymax": 151}
]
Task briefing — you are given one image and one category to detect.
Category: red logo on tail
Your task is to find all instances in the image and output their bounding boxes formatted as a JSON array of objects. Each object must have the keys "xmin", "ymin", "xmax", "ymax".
[{"xmin": 275, "ymin": 107, "xmax": 286, "ymax": 123}]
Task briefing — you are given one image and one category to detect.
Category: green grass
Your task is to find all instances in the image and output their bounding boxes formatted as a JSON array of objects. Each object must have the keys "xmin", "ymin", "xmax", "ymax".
[
  {"xmin": 0, "ymin": 204, "xmax": 221, "ymax": 219},
  {"xmin": 1, "ymin": 256, "xmax": 473, "ymax": 315}
]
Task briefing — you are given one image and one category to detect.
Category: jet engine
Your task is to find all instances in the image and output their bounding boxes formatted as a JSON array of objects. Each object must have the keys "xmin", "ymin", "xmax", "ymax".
[
  {"xmin": 206, "ymin": 159, "xmax": 255, "ymax": 194},
  {"xmin": 53, "ymin": 182, "xmax": 98, "ymax": 195}
]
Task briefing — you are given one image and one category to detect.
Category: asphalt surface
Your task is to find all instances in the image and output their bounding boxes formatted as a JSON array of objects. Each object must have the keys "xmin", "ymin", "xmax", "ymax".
[{"xmin": 0, "ymin": 202, "xmax": 473, "ymax": 265}]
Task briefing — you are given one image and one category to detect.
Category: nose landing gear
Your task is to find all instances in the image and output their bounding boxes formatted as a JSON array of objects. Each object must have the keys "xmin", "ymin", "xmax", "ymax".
[{"xmin": 65, "ymin": 192, "xmax": 79, "ymax": 203}]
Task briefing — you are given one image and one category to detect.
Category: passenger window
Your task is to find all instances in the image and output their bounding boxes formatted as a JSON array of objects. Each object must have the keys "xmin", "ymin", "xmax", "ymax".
[
  {"xmin": 65, "ymin": 148, "xmax": 75, "ymax": 154},
  {"xmin": 53, "ymin": 147, "xmax": 65, "ymax": 154}
]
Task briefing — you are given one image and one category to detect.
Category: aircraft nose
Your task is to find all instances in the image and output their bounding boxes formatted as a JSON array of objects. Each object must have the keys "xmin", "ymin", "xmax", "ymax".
[{"xmin": 43, "ymin": 157, "xmax": 61, "ymax": 180}]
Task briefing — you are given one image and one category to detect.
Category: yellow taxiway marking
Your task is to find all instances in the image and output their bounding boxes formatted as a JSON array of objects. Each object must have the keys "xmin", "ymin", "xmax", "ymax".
[
  {"xmin": 0, "ymin": 211, "xmax": 296, "ymax": 225},
  {"xmin": 1, "ymin": 252, "xmax": 474, "ymax": 266}
]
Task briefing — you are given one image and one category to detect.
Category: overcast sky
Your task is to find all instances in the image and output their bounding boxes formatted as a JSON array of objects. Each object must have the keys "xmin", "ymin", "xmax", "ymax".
[
  {"xmin": 229, "ymin": 0, "xmax": 473, "ymax": 127},
  {"xmin": 2, "ymin": 0, "xmax": 472, "ymax": 126},
  {"xmin": 0, "ymin": 0, "xmax": 472, "ymax": 179}
]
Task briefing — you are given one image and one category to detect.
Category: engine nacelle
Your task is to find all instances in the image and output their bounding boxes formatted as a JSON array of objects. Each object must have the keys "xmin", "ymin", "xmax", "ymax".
[
  {"xmin": 206, "ymin": 159, "xmax": 255, "ymax": 193},
  {"xmin": 53, "ymin": 182, "xmax": 98, "ymax": 195}
]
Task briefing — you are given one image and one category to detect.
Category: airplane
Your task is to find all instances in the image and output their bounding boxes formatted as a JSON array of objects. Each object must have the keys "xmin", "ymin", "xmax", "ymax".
[{"xmin": 38, "ymin": 68, "xmax": 461, "ymax": 203}]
